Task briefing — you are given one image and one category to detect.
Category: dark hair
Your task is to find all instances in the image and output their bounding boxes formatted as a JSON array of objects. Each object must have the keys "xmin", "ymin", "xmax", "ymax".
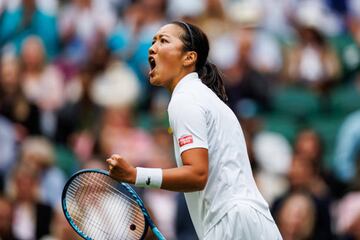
[{"xmin": 172, "ymin": 21, "xmax": 228, "ymax": 102}]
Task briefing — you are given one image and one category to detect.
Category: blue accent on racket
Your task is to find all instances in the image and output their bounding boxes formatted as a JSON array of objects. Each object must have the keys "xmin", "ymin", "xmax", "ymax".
[{"xmin": 62, "ymin": 169, "xmax": 166, "ymax": 240}]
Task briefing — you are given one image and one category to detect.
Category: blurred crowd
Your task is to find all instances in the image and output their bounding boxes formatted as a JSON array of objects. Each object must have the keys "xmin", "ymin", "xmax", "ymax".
[{"xmin": 0, "ymin": 0, "xmax": 360, "ymax": 239}]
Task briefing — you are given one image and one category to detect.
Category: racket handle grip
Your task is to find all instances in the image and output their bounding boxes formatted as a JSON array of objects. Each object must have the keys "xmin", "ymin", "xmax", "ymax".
[{"xmin": 152, "ymin": 227, "xmax": 166, "ymax": 240}]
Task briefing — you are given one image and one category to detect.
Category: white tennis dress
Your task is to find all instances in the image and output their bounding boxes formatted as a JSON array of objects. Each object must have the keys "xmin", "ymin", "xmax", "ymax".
[{"xmin": 168, "ymin": 73, "xmax": 282, "ymax": 239}]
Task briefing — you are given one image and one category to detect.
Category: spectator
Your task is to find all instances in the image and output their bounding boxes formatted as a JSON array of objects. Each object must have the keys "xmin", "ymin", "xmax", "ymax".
[
  {"xmin": 332, "ymin": 1, "xmax": 360, "ymax": 82},
  {"xmin": 20, "ymin": 36, "xmax": 64, "ymax": 139},
  {"xmin": 258, "ymin": 0, "xmax": 295, "ymax": 41},
  {"xmin": 7, "ymin": 163, "xmax": 53, "ymax": 240},
  {"xmin": 284, "ymin": 1, "xmax": 340, "ymax": 94},
  {"xmin": 273, "ymin": 153, "xmax": 335, "ymax": 239},
  {"xmin": 294, "ymin": 129, "xmax": 323, "ymax": 165},
  {"xmin": 275, "ymin": 191, "xmax": 316, "ymax": 240},
  {"xmin": 0, "ymin": 195, "xmax": 16, "ymax": 240},
  {"xmin": 58, "ymin": 0, "xmax": 116, "ymax": 67},
  {"xmin": 0, "ymin": 53, "xmax": 41, "ymax": 138},
  {"xmin": 0, "ymin": 0, "xmax": 59, "ymax": 58},
  {"xmin": 0, "ymin": 117, "xmax": 17, "ymax": 178},
  {"xmin": 253, "ymin": 131, "xmax": 292, "ymax": 205},
  {"xmin": 334, "ymin": 151, "xmax": 360, "ymax": 239},
  {"xmin": 288, "ymin": 153, "xmax": 330, "ymax": 200},
  {"xmin": 195, "ymin": 0, "xmax": 230, "ymax": 41},
  {"xmin": 333, "ymin": 110, "xmax": 360, "ymax": 183},
  {"xmin": 167, "ymin": 0, "xmax": 205, "ymax": 22},
  {"xmin": 40, "ymin": 209, "xmax": 83, "ymax": 240},
  {"xmin": 57, "ymin": 65, "xmax": 101, "ymax": 144},
  {"xmin": 97, "ymin": 107, "xmax": 156, "ymax": 166},
  {"xmin": 335, "ymin": 192, "xmax": 360, "ymax": 240},
  {"xmin": 294, "ymin": 129, "xmax": 346, "ymax": 198},
  {"xmin": 19, "ymin": 136, "xmax": 66, "ymax": 208},
  {"xmin": 90, "ymin": 58, "xmax": 140, "ymax": 111},
  {"xmin": 210, "ymin": 0, "xmax": 282, "ymax": 114}
]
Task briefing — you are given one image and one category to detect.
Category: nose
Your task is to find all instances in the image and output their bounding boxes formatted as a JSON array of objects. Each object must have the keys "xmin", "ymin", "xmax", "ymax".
[{"xmin": 148, "ymin": 43, "xmax": 156, "ymax": 55}]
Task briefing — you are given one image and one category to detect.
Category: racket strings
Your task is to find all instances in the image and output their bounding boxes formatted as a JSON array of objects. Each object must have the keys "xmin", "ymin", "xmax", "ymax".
[
  {"xmin": 76, "ymin": 173, "xmax": 145, "ymax": 236},
  {"xmin": 85, "ymin": 175, "xmax": 145, "ymax": 239},
  {"xmin": 79, "ymin": 174, "xmax": 145, "ymax": 226},
  {"xmin": 67, "ymin": 174, "xmax": 144, "ymax": 240},
  {"xmin": 69, "ymin": 176, "xmax": 142, "ymax": 225},
  {"xmin": 67, "ymin": 181, "xmax": 123, "ymax": 239},
  {"xmin": 67, "ymin": 181, "xmax": 145, "ymax": 233},
  {"xmin": 84, "ymin": 175, "xmax": 142, "ymax": 240},
  {"xmin": 68, "ymin": 179, "xmax": 108, "ymax": 234},
  {"xmin": 65, "ymin": 172, "xmax": 146, "ymax": 240}
]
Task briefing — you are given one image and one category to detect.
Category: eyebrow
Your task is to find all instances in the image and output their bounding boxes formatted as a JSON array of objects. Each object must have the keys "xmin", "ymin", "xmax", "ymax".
[{"xmin": 152, "ymin": 34, "xmax": 170, "ymax": 41}]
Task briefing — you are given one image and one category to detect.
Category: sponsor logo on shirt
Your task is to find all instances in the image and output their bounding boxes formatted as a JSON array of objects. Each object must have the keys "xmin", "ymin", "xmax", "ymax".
[{"xmin": 178, "ymin": 135, "xmax": 193, "ymax": 147}]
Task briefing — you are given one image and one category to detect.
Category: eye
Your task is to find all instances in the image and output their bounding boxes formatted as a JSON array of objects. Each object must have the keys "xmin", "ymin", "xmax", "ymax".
[{"xmin": 160, "ymin": 38, "xmax": 168, "ymax": 43}]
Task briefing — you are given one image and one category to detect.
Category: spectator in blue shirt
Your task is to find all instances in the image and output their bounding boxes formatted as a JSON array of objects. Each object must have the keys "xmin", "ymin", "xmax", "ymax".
[{"xmin": 0, "ymin": 0, "xmax": 59, "ymax": 59}]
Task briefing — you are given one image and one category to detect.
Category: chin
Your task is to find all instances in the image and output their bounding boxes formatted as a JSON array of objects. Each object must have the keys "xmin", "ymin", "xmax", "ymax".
[{"xmin": 149, "ymin": 76, "xmax": 162, "ymax": 86}]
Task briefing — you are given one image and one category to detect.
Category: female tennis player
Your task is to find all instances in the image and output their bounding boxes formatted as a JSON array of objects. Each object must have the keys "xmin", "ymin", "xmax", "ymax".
[{"xmin": 106, "ymin": 21, "xmax": 282, "ymax": 239}]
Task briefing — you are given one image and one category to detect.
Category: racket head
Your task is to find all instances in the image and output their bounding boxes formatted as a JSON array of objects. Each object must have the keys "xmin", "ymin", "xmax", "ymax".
[{"xmin": 62, "ymin": 169, "xmax": 149, "ymax": 240}]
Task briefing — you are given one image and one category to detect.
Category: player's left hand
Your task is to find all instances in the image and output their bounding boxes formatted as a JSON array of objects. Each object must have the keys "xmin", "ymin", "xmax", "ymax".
[{"xmin": 106, "ymin": 154, "xmax": 136, "ymax": 184}]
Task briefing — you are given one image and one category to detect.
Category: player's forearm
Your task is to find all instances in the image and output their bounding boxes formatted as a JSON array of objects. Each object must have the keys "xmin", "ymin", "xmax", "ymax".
[
  {"xmin": 107, "ymin": 153, "xmax": 209, "ymax": 192},
  {"xmin": 160, "ymin": 166, "xmax": 208, "ymax": 192}
]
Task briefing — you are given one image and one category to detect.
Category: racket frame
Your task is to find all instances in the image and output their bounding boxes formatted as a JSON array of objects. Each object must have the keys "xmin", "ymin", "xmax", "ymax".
[{"xmin": 62, "ymin": 169, "xmax": 166, "ymax": 240}]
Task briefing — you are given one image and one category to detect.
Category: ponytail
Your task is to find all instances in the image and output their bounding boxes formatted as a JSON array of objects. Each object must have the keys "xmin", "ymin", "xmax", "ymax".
[
  {"xmin": 199, "ymin": 61, "xmax": 228, "ymax": 102},
  {"xmin": 172, "ymin": 21, "xmax": 228, "ymax": 103}
]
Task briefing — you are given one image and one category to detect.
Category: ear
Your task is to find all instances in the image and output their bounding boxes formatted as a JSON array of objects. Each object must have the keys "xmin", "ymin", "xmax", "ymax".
[{"xmin": 183, "ymin": 51, "xmax": 197, "ymax": 67}]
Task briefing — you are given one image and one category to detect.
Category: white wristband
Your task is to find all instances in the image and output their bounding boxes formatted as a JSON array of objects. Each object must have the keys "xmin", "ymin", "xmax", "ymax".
[{"xmin": 135, "ymin": 167, "xmax": 163, "ymax": 188}]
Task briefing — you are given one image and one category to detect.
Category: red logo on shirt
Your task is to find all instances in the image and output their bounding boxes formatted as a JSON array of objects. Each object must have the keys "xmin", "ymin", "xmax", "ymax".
[{"xmin": 178, "ymin": 135, "xmax": 193, "ymax": 147}]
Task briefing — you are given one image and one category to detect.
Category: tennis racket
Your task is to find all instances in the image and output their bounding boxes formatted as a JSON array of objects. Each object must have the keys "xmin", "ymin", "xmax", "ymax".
[{"xmin": 62, "ymin": 168, "xmax": 166, "ymax": 240}]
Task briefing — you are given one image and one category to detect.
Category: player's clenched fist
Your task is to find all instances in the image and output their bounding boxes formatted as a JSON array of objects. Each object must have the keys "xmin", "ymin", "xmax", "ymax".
[{"xmin": 106, "ymin": 154, "xmax": 136, "ymax": 184}]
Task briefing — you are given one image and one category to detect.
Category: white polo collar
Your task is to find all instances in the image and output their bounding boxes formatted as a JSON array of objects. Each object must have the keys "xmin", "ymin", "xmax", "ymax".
[{"xmin": 172, "ymin": 72, "xmax": 200, "ymax": 95}]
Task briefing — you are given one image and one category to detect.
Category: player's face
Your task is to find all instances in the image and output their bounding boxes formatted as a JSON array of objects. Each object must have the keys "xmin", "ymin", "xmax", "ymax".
[{"xmin": 148, "ymin": 24, "xmax": 187, "ymax": 90}]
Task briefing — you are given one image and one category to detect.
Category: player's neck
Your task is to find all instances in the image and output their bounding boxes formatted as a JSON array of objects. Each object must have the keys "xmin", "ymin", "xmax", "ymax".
[{"xmin": 168, "ymin": 68, "xmax": 196, "ymax": 94}]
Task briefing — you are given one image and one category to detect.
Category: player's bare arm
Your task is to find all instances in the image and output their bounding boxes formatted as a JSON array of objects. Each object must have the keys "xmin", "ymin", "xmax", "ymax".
[{"xmin": 106, "ymin": 148, "xmax": 209, "ymax": 192}]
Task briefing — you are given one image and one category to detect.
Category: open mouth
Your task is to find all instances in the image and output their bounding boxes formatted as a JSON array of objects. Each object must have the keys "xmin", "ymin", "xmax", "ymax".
[{"xmin": 148, "ymin": 56, "xmax": 156, "ymax": 71}]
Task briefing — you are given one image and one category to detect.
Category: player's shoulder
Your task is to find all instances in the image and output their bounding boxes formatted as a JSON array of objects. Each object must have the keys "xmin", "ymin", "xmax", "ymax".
[
  {"xmin": 169, "ymin": 90, "xmax": 195, "ymax": 108},
  {"xmin": 168, "ymin": 89, "xmax": 208, "ymax": 117}
]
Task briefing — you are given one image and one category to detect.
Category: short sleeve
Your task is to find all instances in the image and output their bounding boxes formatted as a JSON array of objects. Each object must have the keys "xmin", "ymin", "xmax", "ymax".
[{"xmin": 168, "ymin": 95, "xmax": 209, "ymax": 154}]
